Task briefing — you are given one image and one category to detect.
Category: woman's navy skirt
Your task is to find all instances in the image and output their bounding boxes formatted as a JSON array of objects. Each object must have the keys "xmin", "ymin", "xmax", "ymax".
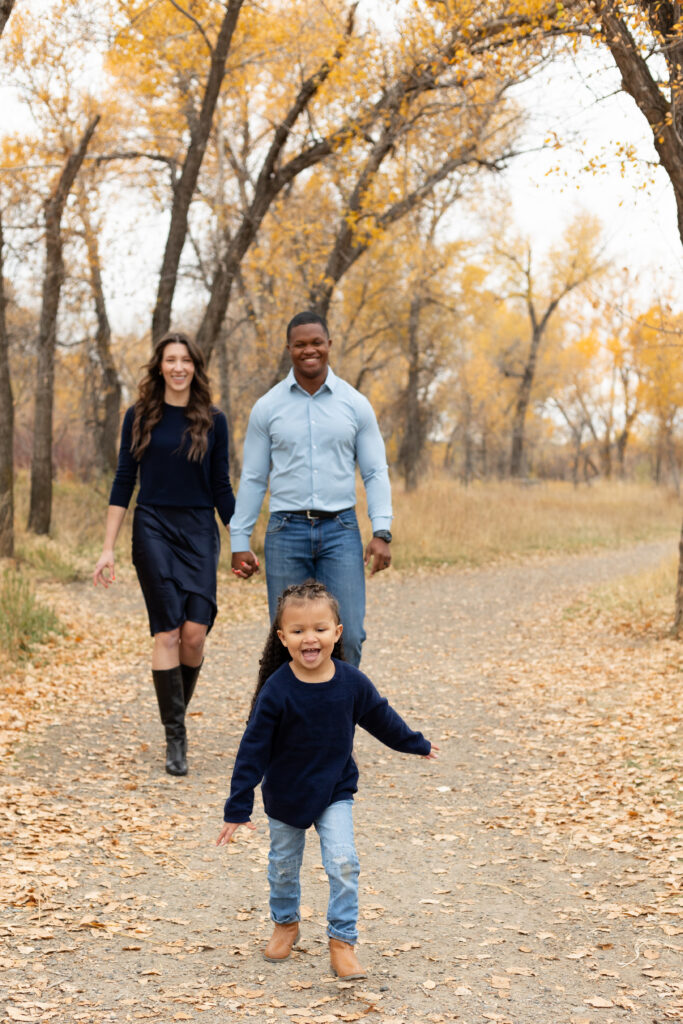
[{"xmin": 132, "ymin": 505, "xmax": 220, "ymax": 635}]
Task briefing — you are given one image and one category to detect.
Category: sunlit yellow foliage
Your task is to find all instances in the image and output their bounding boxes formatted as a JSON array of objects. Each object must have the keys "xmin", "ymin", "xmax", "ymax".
[{"xmin": 633, "ymin": 304, "xmax": 683, "ymax": 435}]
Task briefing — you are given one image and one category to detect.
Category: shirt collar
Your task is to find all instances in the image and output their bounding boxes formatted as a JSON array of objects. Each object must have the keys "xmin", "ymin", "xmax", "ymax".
[{"xmin": 286, "ymin": 366, "xmax": 337, "ymax": 396}]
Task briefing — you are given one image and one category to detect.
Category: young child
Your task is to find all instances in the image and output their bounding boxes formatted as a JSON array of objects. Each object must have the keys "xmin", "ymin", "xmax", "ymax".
[{"xmin": 216, "ymin": 580, "xmax": 437, "ymax": 980}]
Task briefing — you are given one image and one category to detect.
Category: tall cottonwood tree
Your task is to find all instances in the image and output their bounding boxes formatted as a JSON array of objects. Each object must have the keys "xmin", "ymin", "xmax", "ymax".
[
  {"xmin": 566, "ymin": 1, "xmax": 683, "ymax": 628},
  {"xmin": 392, "ymin": 206, "xmax": 464, "ymax": 491},
  {"xmin": 77, "ymin": 191, "xmax": 121, "ymax": 473},
  {"xmin": 491, "ymin": 215, "xmax": 607, "ymax": 477},
  {"xmin": 101, "ymin": 0, "xmax": 244, "ymax": 343},
  {"xmin": 28, "ymin": 115, "xmax": 100, "ymax": 533},
  {"xmin": 4, "ymin": 0, "xmax": 110, "ymax": 530},
  {"xmin": 150, "ymin": 0, "xmax": 244, "ymax": 343}
]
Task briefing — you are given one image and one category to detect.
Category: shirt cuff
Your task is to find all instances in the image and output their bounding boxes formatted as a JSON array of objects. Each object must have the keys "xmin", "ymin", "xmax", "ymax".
[
  {"xmin": 230, "ymin": 532, "xmax": 252, "ymax": 552},
  {"xmin": 370, "ymin": 517, "xmax": 393, "ymax": 533}
]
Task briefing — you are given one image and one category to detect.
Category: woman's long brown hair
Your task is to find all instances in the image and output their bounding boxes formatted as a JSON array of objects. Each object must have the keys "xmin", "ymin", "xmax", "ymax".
[
  {"xmin": 247, "ymin": 580, "xmax": 346, "ymax": 720},
  {"xmin": 130, "ymin": 332, "xmax": 214, "ymax": 462}
]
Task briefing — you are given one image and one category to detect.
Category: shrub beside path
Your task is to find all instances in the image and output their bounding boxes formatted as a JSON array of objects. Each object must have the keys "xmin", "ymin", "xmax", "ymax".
[{"xmin": 1, "ymin": 539, "xmax": 681, "ymax": 1024}]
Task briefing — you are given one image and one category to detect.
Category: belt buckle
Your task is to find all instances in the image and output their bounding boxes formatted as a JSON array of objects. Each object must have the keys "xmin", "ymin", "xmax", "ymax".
[{"xmin": 305, "ymin": 509, "xmax": 316, "ymax": 520}]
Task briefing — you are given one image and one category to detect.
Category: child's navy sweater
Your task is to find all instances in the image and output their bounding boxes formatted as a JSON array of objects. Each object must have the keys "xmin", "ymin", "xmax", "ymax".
[
  {"xmin": 109, "ymin": 403, "xmax": 235, "ymax": 526},
  {"xmin": 224, "ymin": 659, "xmax": 431, "ymax": 829}
]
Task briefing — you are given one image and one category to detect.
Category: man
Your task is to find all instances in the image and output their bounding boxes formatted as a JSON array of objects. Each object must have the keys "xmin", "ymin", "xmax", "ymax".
[{"xmin": 229, "ymin": 311, "xmax": 393, "ymax": 667}]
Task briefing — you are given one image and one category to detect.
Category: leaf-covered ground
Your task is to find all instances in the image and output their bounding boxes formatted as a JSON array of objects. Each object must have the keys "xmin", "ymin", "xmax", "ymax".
[{"xmin": 1, "ymin": 539, "xmax": 681, "ymax": 1024}]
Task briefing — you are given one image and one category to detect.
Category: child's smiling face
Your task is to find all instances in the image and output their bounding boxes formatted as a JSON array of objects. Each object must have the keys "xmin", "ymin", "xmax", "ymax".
[{"xmin": 277, "ymin": 598, "xmax": 343, "ymax": 682}]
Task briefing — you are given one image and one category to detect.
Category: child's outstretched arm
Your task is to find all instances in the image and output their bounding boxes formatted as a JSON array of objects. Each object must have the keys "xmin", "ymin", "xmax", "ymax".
[
  {"xmin": 357, "ymin": 687, "xmax": 433, "ymax": 758},
  {"xmin": 216, "ymin": 820, "xmax": 257, "ymax": 846},
  {"xmin": 218, "ymin": 684, "xmax": 280, "ymax": 847}
]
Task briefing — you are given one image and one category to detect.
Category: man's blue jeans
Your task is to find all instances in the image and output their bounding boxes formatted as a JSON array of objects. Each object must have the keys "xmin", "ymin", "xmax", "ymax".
[
  {"xmin": 264, "ymin": 509, "xmax": 366, "ymax": 666},
  {"xmin": 267, "ymin": 800, "xmax": 360, "ymax": 945}
]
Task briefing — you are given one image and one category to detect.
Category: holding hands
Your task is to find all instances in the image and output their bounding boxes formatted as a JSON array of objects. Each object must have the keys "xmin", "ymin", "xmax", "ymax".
[{"xmin": 231, "ymin": 551, "xmax": 260, "ymax": 579}]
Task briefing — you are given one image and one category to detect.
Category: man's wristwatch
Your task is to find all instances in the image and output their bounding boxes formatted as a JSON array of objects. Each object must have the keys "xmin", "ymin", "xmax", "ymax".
[{"xmin": 373, "ymin": 530, "xmax": 392, "ymax": 543}]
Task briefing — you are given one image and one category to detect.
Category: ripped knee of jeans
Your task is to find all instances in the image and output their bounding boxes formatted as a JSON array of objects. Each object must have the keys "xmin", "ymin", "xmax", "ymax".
[
  {"xmin": 268, "ymin": 855, "xmax": 301, "ymax": 881},
  {"xmin": 325, "ymin": 848, "xmax": 360, "ymax": 879}
]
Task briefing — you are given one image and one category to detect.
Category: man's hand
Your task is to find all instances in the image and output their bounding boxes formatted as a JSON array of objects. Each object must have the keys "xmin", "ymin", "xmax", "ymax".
[
  {"xmin": 216, "ymin": 820, "xmax": 256, "ymax": 846},
  {"xmin": 424, "ymin": 744, "xmax": 439, "ymax": 760},
  {"xmin": 231, "ymin": 551, "xmax": 260, "ymax": 578},
  {"xmin": 364, "ymin": 537, "xmax": 391, "ymax": 576}
]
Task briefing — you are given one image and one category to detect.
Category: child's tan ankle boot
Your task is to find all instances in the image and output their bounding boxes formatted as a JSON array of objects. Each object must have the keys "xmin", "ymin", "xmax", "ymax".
[
  {"xmin": 329, "ymin": 937, "xmax": 367, "ymax": 979},
  {"xmin": 263, "ymin": 922, "xmax": 300, "ymax": 962}
]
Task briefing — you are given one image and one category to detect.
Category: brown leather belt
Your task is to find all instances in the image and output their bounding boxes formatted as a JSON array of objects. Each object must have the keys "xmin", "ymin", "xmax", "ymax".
[{"xmin": 283, "ymin": 508, "xmax": 353, "ymax": 520}]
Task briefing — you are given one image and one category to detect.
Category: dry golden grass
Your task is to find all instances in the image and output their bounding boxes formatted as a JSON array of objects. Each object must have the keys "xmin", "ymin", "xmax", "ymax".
[
  {"xmin": 564, "ymin": 552, "xmax": 680, "ymax": 629},
  {"xmin": 12, "ymin": 473, "xmax": 117, "ymax": 582},
  {"xmin": 6, "ymin": 472, "xmax": 682, "ymax": 581},
  {"xmin": 376, "ymin": 477, "xmax": 682, "ymax": 569}
]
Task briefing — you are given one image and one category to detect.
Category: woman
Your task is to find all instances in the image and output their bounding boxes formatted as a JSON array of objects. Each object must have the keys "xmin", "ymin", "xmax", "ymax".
[{"xmin": 93, "ymin": 331, "xmax": 235, "ymax": 777}]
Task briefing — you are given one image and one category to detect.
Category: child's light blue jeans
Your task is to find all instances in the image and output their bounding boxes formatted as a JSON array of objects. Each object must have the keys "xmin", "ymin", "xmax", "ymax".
[{"xmin": 267, "ymin": 799, "xmax": 360, "ymax": 944}]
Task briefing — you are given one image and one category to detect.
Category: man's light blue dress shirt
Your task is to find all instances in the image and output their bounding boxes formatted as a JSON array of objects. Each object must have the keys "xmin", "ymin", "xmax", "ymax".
[{"xmin": 229, "ymin": 368, "xmax": 392, "ymax": 551}]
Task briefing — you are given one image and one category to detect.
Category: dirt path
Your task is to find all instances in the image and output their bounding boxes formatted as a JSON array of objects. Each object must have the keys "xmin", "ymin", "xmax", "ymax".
[{"xmin": 1, "ymin": 539, "xmax": 681, "ymax": 1024}]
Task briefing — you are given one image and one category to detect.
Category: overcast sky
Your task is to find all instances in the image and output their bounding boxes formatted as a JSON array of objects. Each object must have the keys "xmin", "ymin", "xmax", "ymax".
[{"xmin": 499, "ymin": 50, "xmax": 682, "ymax": 302}]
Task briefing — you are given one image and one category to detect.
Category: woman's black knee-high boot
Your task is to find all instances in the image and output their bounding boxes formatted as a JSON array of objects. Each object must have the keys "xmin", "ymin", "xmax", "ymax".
[
  {"xmin": 180, "ymin": 660, "xmax": 202, "ymax": 708},
  {"xmin": 152, "ymin": 667, "xmax": 187, "ymax": 776},
  {"xmin": 179, "ymin": 661, "xmax": 202, "ymax": 758}
]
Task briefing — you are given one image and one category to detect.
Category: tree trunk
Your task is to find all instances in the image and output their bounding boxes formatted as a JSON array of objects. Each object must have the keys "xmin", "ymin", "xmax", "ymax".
[
  {"xmin": 616, "ymin": 417, "xmax": 635, "ymax": 479},
  {"xmin": 592, "ymin": 3, "xmax": 683, "ymax": 241},
  {"xmin": 667, "ymin": 433, "xmax": 680, "ymax": 496},
  {"xmin": 397, "ymin": 297, "xmax": 426, "ymax": 492},
  {"xmin": 0, "ymin": 0, "xmax": 15, "ymax": 37},
  {"xmin": 654, "ymin": 440, "xmax": 662, "ymax": 485},
  {"xmin": 588, "ymin": 2, "xmax": 683, "ymax": 630},
  {"xmin": 600, "ymin": 435, "xmax": 612, "ymax": 479},
  {"xmin": 215, "ymin": 328, "xmax": 240, "ymax": 479},
  {"xmin": 151, "ymin": 0, "xmax": 244, "ymax": 344},
  {"xmin": 28, "ymin": 116, "xmax": 99, "ymax": 534},
  {"xmin": 80, "ymin": 201, "xmax": 121, "ymax": 473},
  {"xmin": 509, "ymin": 327, "xmax": 542, "ymax": 478},
  {"xmin": 463, "ymin": 432, "xmax": 474, "ymax": 485},
  {"xmin": 0, "ymin": 209, "xmax": 14, "ymax": 556}
]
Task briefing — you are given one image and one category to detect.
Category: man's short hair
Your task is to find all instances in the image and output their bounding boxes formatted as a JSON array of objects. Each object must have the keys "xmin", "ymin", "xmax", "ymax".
[{"xmin": 286, "ymin": 311, "xmax": 329, "ymax": 342}]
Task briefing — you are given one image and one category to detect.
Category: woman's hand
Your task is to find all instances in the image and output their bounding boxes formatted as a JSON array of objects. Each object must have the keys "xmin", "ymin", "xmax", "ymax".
[
  {"xmin": 231, "ymin": 551, "xmax": 260, "ymax": 579},
  {"xmin": 424, "ymin": 744, "xmax": 439, "ymax": 760},
  {"xmin": 93, "ymin": 507, "xmax": 127, "ymax": 587},
  {"xmin": 216, "ymin": 820, "xmax": 256, "ymax": 846},
  {"xmin": 93, "ymin": 550, "xmax": 116, "ymax": 587}
]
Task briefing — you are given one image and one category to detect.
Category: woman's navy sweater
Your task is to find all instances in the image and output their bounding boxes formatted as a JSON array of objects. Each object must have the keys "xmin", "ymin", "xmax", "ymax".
[
  {"xmin": 223, "ymin": 659, "xmax": 431, "ymax": 829},
  {"xmin": 109, "ymin": 404, "xmax": 235, "ymax": 526}
]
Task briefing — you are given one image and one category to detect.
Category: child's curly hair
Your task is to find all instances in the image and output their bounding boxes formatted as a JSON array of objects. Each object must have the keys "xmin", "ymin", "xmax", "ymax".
[{"xmin": 247, "ymin": 579, "xmax": 345, "ymax": 720}]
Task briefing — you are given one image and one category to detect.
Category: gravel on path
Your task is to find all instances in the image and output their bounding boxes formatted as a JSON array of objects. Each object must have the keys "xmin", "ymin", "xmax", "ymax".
[{"xmin": 1, "ymin": 538, "xmax": 680, "ymax": 1024}]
